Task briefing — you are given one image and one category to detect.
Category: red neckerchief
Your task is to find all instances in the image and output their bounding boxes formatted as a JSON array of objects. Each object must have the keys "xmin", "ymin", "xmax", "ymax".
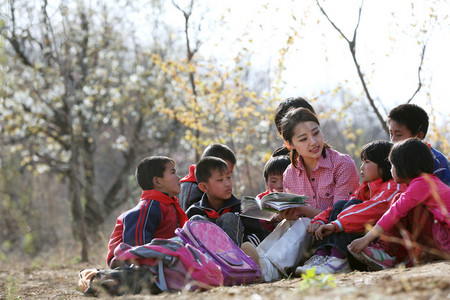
[
  {"xmin": 140, "ymin": 190, "xmax": 188, "ymax": 227},
  {"xmin": 204, "ymin": 199, "xmax": 232, "ymax": 219}
]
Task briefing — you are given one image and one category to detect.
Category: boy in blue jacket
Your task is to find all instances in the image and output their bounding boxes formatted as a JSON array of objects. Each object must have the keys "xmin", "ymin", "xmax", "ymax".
[
  {"xmin": 388, "ymin": 103, "xmax": 450, "ymax": 185},
  {"xmin": 107, "ymin": 156, "xmax": 188, "ymax": 268}
]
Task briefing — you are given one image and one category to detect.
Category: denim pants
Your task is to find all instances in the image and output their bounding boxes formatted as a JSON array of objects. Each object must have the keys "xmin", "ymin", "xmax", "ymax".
[{"xmin": 315, "ymin": 199, "xmax": 364, "ymax": 255}]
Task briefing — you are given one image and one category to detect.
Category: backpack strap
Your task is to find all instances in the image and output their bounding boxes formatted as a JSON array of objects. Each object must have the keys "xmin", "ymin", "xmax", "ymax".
[{"xmin": 154, "ymin": 259, "xmax": 168, "ymax": 292}]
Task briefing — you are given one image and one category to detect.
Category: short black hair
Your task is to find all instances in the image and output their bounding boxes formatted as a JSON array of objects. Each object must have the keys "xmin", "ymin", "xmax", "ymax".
[
  {"xmin": 135, "ymin": 156, "xmax": 175, "ymax": 190},
  {"xmin": 388, "ymin": 104, "xmax": 429, "ymax": 137},
  {"xmin": 360, "ymin": 140, "xmax": 393, "ymax": 182},
  {"xmin": 201, "ymin": 143, "xmax": 236, "ymax": 165},
  {"xmin": 263, "ymin": 155, "xmax": 291, "ymax": 181},
  {"xmin": 274, "ymin": 97, "xmax": 315, "ymax": 135},
  {"xmin": 389, "ymin": 138, "xmax": 434, "ymax": 180},
  {"xmin": 195, "ymin": 157, "xmax": 229, "ymax": 184}
]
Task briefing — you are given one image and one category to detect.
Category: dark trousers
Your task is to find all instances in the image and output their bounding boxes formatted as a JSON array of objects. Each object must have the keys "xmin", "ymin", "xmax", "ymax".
[{"xmin": 315, "ymin": 199, "xmax": 364, "ymax": 255}]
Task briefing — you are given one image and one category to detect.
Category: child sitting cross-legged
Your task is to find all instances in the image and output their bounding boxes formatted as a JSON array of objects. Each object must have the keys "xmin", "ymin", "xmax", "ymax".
[
  {"xmin": 348, "ymin": 138, "xmax": 450, "ymax": 270},
  {"xmin": 295, "ymin": 140, "xmax": 407, "ymax": 275},
  {"xmin": 106, "ymin": 156, "xmax": 188, "ymax": 268},
  {"xmin": 186, "ymin": 157, "xmax": 267, "ymax": 247}
]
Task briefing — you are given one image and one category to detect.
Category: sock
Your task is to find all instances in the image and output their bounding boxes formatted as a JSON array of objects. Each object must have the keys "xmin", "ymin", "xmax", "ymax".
[
  {"xmin": 330, "ymin": 247, "xmax": 346, "ymax": 259},
  {"xmin": 316, "ymin": 249, "xmax": 327, "ymax": 257}
]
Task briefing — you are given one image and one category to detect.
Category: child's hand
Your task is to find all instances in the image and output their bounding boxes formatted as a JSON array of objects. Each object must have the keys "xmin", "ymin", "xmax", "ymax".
[
  {"xmin": 315, "ymin": 224, "xmax": 335, "ymax": 240},
  {"xmin": 306, "ymin": 222, "xmax": 321, "ymax": 234},
  {"xmin": 348, "ymin": 236, "xmax": 371, "ymax": 253}
]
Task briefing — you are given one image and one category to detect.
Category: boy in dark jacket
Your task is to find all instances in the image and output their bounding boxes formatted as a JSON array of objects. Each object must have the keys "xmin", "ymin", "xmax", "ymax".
[
  {"xmin": 186, "ymin": 157, "xmax": 266, "ymax": 247},
  {"xmin": 179, "ymin": 143, "xmax": 236, "ymax": 211}
]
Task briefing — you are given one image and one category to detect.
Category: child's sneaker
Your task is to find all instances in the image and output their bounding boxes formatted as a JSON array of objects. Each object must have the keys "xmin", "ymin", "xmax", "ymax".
[
  {"xmin": 295, "ymin": 254, "xmax": 327, "ymax": 276},
  {"xmin": 241, "ymin": 242, "xmax": 281, "ymax": 282},
  {"xmin": 348, "ymin": 244, "xmax": 396, "ymax": 271},
  {"xmin": 312, "ymin": 256, "xmax": 351, "ymax": 274}
]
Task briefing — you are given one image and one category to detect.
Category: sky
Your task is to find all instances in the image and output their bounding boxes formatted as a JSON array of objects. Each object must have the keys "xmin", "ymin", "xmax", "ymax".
[
  {"xmin": 182, "ymin": 0, "xmax": 450, "ymax": 127},
  {"xmin": 134, "ymin": 0, "xmax": 449, "ymax": 137}
]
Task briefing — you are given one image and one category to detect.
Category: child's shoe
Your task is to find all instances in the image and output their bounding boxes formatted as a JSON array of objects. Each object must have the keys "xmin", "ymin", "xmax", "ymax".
[
  {"xmin": 312, "ymin": 256, "xmax": 351, "ymax": 274},
  {"xmin": 294, "ymin": 254, "xmax": 327, "ymax": 276},
  {"xmin": 241, "ymin": 242, "xmax": 281, "ymax": 282},
  {"xmin": 348, "ymin": 244, "xmax": 396, "ymax": 271}
]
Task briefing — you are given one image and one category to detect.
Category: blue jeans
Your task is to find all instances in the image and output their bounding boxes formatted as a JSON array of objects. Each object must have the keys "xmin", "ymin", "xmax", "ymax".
[{"xmin": 315, "ymin": 199, "xmax": 364, "ymax": 255}]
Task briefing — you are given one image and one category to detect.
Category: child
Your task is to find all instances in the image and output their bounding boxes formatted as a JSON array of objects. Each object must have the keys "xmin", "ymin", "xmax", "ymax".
[
  {"xmin": 241, "ymin": 107, "xmax": 360, "ymax": 282},
  {"xmin": 186, "ymin": 157, "xmax": 267, "ymax": 247},
  {"xmin": 272, "ymin": 97, "xmax": 316, "ymax": 156},
  {"xmin": 106, "ymin": 156, "xmax": 188, "ymax": 268},
  {"xmin": 295, "ymin": 140, "xmax": 406, "ymax": 275},
  {"xmin": 179, "ymin": 143, "xmax": 236, "ymax": 211},
  {"xmin": 257, "ymin": 155, "xmax": 291, "ymax": 233},
  {"xmin": 388, "ymin": 103, "xmax": 450, "ymax": 185},
  {"xmin": 348, "ymin": 138, "xmax": 450, "ymax": 270}
]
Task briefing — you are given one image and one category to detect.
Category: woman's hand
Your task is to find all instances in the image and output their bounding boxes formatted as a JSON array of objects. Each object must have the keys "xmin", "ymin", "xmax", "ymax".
[
  {"xmin": 306, "ymin": 222, "xmax": 321, "ymax": 234},
  {"xmin": 270, "ymin": 213, "xmax": 284, "ymax": 223},
  {"xmin": 315, "ymin": 224, "xmax": 336, "ymax": 240},
  {"xmin": 280, "ymin": 207, "xmax": 303, "ymax": 220}
]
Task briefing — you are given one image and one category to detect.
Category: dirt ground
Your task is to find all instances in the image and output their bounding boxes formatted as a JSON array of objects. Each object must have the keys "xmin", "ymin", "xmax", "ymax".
[{"xmin": 1, "ymin": 258, "xmax": 449, "ymax": 300}]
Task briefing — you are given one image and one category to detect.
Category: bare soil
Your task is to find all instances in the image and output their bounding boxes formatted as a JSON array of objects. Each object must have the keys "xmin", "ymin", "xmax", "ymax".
[{"xmin": 1, "ymin": 259, "xmax": 449, "ymax": 299}]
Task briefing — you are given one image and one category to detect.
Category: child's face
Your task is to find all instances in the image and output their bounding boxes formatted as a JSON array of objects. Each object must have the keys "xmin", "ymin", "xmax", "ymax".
[
  {"xmin": 266, "ymin": 174, "xmax": 283, "ymax": 192},
  {"xmin": 388, "ymin": 120, "xmax": 415, "ymax": 143},
  {"xmin": 201, "ymin": 168, "xmax": 232, "ymax": 202},
  {"xmin": 155, "ymin": 162, "xmax": 181, "ymax": 197},
  {"xmin": 287, "ymin": 121, "xmax": 324, "ymax": 161},
  {"xmin": 390, "ymin": 164, "xmax": 410, "ymax": 185},
  {"xmin": 360, "ymin": 159, "xmax": 381, "ymax": 183}
]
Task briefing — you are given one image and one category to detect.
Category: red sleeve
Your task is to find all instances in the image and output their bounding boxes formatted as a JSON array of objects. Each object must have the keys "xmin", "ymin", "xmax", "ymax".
[
  {"xmin": 331, "ymin": 183, "xmax": 404, "ymax": 233},
  {"xmin": 312, "ymin": 206, "xmax": 333, "ymax": 224}
]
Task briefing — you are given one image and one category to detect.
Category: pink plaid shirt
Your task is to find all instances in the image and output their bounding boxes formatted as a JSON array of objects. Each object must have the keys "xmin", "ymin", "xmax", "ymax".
[{"xmin": 283, "ymin": 148, "xmax": 360, "ymax": 212}]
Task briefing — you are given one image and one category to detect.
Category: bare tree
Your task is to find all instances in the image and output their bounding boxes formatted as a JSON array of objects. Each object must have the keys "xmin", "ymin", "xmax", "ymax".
[{"xmin": 315, "ymin": 0, "xmax": 427, "ymax": 134}]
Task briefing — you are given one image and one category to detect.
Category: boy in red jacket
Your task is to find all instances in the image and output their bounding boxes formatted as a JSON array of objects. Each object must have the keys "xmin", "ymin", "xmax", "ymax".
[{"xmin": 106, "ymin": 156, "xmax": 188, "ymax": 268}]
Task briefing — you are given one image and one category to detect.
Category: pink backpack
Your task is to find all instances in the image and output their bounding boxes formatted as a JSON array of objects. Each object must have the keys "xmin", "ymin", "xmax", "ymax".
[
  {"xmin": 176, "ymin": 220, "xmax": 261, "ymax": 286},
  {"xmin": 114, "ymin": 239, "xmax": 223, "ymax": 292}
]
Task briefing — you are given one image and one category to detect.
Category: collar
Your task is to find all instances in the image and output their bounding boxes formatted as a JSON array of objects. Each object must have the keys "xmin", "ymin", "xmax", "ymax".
[
  {"xmin": 180, "ymin": 164, "xmax": 197, "ymax": 183},
  {"xmin": 140, "ymin": 189, "xmax": 178, "ymax": 204},
  {"xmin": 198, "ymin": 193, "xmax": 240, "ymax": 212},
  {"xmin": 296, "ymin": 148, "xmax": 332, "ymax": 172}
]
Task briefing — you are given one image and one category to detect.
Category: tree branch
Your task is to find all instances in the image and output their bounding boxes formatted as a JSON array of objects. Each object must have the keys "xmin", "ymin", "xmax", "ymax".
[{"xmin": 316, "ymin": 0, "xmax": 389, "ymax": 134}]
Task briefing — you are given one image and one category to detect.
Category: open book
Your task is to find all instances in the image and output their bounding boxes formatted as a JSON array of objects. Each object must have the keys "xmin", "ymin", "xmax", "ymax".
[{"xmin": 240, "ymin": 192, "xmax": 308, "ymax": 221}]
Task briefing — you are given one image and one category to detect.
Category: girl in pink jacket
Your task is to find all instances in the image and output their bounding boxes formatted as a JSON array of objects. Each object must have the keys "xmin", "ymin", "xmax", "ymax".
[{"xmin": 349, "ymin": 138, "xmax": 450, "ymax": 270}]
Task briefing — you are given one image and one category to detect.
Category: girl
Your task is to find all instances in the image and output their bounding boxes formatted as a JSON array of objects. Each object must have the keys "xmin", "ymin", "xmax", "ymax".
[
  {"xmin": 295, "ymin": 140, "xmax": 406, "ymax": 275},
  {"xmin": 349, "ymin": 138, "xmax": 450, "ymax": 270},
  {"xmin": 242, "ymin": 107, "xmax": 360, "ymax": 282}
]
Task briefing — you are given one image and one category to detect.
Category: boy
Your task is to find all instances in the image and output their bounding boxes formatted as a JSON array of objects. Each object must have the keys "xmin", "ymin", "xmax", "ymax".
[
  {"xmin": 257, "ymin": 155, "xmax": 291, "ymax": 233},
  {"xmin": 388, "ymin": 104, "xmax": 450, "ymax": 185},
  {"xmin": 106, "ymin": 156, "xmax": 188, "ymax": 268},
  {"xmin": 179, "ymin": 143, "xmax": 236, "ymax": 211},
  {"xmin": 186, "ymin": 157, "xmax": 267, "ymax": 247}
]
